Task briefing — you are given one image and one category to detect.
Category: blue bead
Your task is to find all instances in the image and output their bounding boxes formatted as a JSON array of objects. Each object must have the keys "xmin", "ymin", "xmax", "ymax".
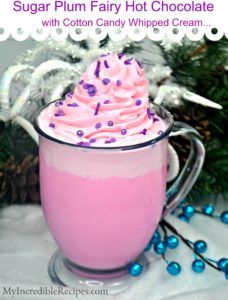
[
  {"xmin": 192, "ymin": 259, "xmax": 206, "ymax": 273},
  {"xmin": 220, "ymin": 211, "xmax": 228, "ymax": 224},
  {"xmin": 178, "ymin": 213, "xmax": 190, "ymax": 223},
  {"xmin": 225, "ymin": 270, "xmax": 228, "ymax": 280},
  {"xmin": 182, "ymin": 205, "xmax": 195, "ymax": 218},
  {"xmin": 202, "ymin": 204, "xmax": 214, "ymax": 216},
  {"xmin": 154, "ymin": 241, "xmax": 167, "ymax": 255},
  {"xmin": 144, "ymin": 241, "xmax": 152, "ymax": 252},
  {"xmin": 194, "ymin": 240, "xmax": 207, "ymax": 254},
  {"xmin": 217, "ymin": 258, "xmax": 228, "ymax": 272},
  {"xmin": 151, "ymin": 230, "xmax": 161, "ymax": 244},
  {"xmin": 166, "ymin": 235, "xmax": 179, "ymax": 249},
  {"xmin": 167, "ymin": 262, "xmax": 181, "ymax": 276},
  {"xmin": 128, "ymin": 263, "xmax": 143, "ymax": 277}
]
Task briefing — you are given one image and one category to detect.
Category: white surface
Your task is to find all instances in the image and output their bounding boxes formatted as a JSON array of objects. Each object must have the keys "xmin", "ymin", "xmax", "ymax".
[{"xmin": 0, "ymin": 205, "xmax": 227, "ymax": 300}]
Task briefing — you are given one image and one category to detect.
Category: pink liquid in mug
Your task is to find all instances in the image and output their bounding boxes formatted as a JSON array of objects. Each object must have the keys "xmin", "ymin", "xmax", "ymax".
[{"xmin": 39, "ymin": 136, "xmax": 168, "ymax": 270}]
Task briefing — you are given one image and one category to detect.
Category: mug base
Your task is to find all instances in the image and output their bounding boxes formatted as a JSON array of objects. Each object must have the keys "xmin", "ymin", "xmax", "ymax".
[{"xmin": 48, "ymin": 249, "xmax": 149, "ymax": 294}]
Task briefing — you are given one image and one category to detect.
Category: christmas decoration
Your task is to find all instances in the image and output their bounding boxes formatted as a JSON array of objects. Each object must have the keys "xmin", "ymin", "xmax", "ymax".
[{"xmin": 128, "ymin": 201, "xmax": 228, "ymax": 280}]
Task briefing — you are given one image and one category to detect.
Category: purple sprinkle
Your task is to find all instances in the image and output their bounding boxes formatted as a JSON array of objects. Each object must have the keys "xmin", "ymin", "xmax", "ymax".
[
  {"xmin": 79, "ymin": 80, "xmax": 84, "ymax": 85},
  {"xmin": 118, "ymin": 53, "xmax": 125, "ymax": 59},
  {"xmin": 94, "ymin": 102, "xmax": 101, "ymax": 116},
  {"xmin": 90, "ymin": 138, "xmax": 96, "ymax": 143},
  {"xmin": 76, "ymin": 141, "xmax": 84, "ymax": 146},
  {"xmin": 136, "ymin": 60, "xmax": 142, "ymax": 68},
  {"xmin": 153, "ymin": 117, "xmax": 159, "ymax": 122},
  {"xmin": 108, "ymin": 120, "xmax": 114, "ymax": 127},
  {"xmin": 67, "ymin": 103, "xmax": 78, "ymax": 107},
  {"xmin": 49, "ymin": 123, "xmax": 55, "ymax": 128},
  {"xmin": 147, "ymin": 107, "xmax": 152, "ymax": 119},
  {"xmin": 95, "ymin": 122, "xmax": 102, "ymax": 130},
  {"xmin": 102, "ymin": 78, "xmax": 110, "ymax": 85},
  {"xmin": 158, "ymin": 130, "xmax": 164, "ymax": 135},
  {"xmin": 121, "ymin": 128, "xmax": 127, "ymax": 135},
  {"xmin": 100, "ymin": 54, "xmax": 107, "ymax": 57},
  {"xmin": 141, "ymin": 128, "xmax": 147, "ymax": 135},
  {"xmin": 124, "ymin": 58, "xmax": 134, "ymax": 65},
  {"xmin": 135, "ymin": 99, "xmax": 142, "ymax": 106},
  {"xmin": 104, "ymin": 60, "xmax": 109, "ymax": 68},
  {"xmin": 66, "ymin": 92, "xmax": 73, "ymax": 98},
  {"xmin": 109, "ymin": 138, "xmax": 116, "ymax": 143},
  {"xmin": 116, "ymin": 80, "xmax": 122, "ymax": 86},
  {"xmin": 77, "ymin": 130, "xmax": 84, "ymax": 137},
  {"xmin": 104, "ymin": 100, "xmax": 110, "ymax": 104},
  {"xmin": 55, "ymin": 110, "xmax": 64, "ymax": 117},
  {"xmin": 83, "ymin": 83, "xmax": 94, "ymax": 90},
  {"xmin": 94, "ymin": 60, "xmax": 101, "ymax": 78},
  {"xmin": 105, "ymin": 138, "xmax": 116, "ymax": 144}
]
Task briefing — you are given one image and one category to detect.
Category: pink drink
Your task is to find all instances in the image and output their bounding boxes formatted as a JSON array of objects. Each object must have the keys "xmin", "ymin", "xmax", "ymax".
[{"xmin": 39, "ymin": 134, "xmax": 168, "ymax": 269}]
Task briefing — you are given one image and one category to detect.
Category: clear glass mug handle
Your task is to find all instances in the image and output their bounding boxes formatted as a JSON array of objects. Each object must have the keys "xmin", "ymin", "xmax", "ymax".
[{"xmin": 163, "ymin": 121, "xmax": 205, "ymax": 217}]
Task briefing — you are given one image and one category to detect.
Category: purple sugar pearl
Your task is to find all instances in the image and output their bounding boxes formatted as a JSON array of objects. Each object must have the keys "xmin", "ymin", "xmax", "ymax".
[
  {"xmin": 94, "ymin": 102, "xmax": 101, "ymax": 116},
  {"xmin": 102, "ymin": 78, "xmax": 110, "ymax": 85},
  {"xmin": 141, "ymin": 128, "xmax": 147, "ymax": 135},
  {"xmin": 77, "ymin": 130, "xmax": 84, "ymax": 137},
  {"xmin": 55, "ymin": 100, "xmax": 63, "ymax": 107},
  {"xmin": 95, "ymin": 122, "xmax": 102, "ymax": 130},
  {"xmin": 67, "ymin": 103, "xmax": 78, "ymax": 107},
  {"xmin": 90, "ymin": 138, "xmax": 96, "ymax": 143},
  {"xmin": 79, "ymin": 80, "xmax": 84, "ymax": 85},
  {"xmin": 135, "ymin": 99, "xmax": 142, "ymax": 106},
  {"xmin": 100, "ymin": 54, "xmax": 107, "ymax": 57},
  {"xmin": 49, "ymin": 123, "xmax": 55, "ymax": 128},
  {"xmin": 158, "ymin": 130, "xmax": 164, "ymax": 135},
  {"xmin": 76, "ymin": 141, "xmax": 84, "ymax": 146},
  {"xmin": 55, "ymin": 110, "xmax": 64, "ymax": 117},
  {"xmin": 104, "ymin": 100, "xmax": 110, "ymax": 104},
  {"xmin": 88, "ymin": 86, "xmax": 97, "ymax": 97},
  {"xmin": 108, "ymin": 120, "xmax": 114, "ymax": 127},
  {"xmin": 121, "ymin": 128, "xmax": 127, "ymax": 135},
  {"xmin": 104, "ymin": 60, "xmax": 109, "ymax": 68},
  {"xmin": 118, "ymin": 53, "xmax": 125, "ymax": 59},
  {"xmin": 94, "ymin": 60, "xmax": 101, "ymax": 78},
  {"xmin": 83, "ymin": 142, "xmax": 90, "ymax": 147},
  {"xmin": 116, "ymin": 80, "xmax": 121, "ymax": 86}
]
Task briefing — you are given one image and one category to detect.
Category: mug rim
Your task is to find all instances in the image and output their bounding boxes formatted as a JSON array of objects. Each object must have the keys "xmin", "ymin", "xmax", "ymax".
[{"xmin": 34, "ymin": 100, "xmax": 174, "ymax": 151}]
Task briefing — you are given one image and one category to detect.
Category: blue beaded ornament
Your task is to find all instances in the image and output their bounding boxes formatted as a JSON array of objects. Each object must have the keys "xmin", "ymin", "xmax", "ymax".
[
  {"xmin": 166, "ymin": 235, "xmax": 179, "ymax": 249},
  {"xmin": 167, "ymin": 262, "xmax": 181, "ymax": 276},
  {"xmin": 202, "ymin": 204, "xmax": 214, "ymax": 216},
  {"xmin": 182, "ymin": 205, "xmax": 195, "ymax": 218},
  {"xmin": 128, "ymin": 263, "xmax": 143, "ymax": 277},
  {"xmin": 194, "ymin": 240, "xmax": 207, "ymax": 254},
  {"xmin": 220, "ymin": 211, "xmax": 228, "ymax": 224},
  {"xmin": 217, "ymin": 258, "xmax": 228, "ymax": 272},
  {"xmin": 192, "ymin": 259, "xmax": 206, "ymax": 273},
  {"xmin": 154, "ymin": 241, "xmax": 167, "ymax": 255}
]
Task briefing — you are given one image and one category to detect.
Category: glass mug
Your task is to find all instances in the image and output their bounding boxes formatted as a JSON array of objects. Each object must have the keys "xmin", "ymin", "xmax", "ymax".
[{"xmin": 34, "ymin": 103, "xmax": 205, "ymax": 287}]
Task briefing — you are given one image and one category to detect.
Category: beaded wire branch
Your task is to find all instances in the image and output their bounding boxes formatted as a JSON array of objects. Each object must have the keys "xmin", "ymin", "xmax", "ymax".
[{"xmin": 128, "ymin": 203, "xmax": 228, "ymax": 279}]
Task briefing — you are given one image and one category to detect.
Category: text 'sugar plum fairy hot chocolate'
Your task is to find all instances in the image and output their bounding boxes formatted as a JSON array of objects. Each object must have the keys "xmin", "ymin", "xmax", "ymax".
[{"xmin": 37, "ymin": 54, "xmax": 169, "ymax": 269}]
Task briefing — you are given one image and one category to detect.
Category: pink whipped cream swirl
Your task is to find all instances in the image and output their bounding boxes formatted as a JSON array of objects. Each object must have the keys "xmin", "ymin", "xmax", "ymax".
[{"xmin": 38, "ymin": 53, "xmax": 166, "ymax": 147}]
